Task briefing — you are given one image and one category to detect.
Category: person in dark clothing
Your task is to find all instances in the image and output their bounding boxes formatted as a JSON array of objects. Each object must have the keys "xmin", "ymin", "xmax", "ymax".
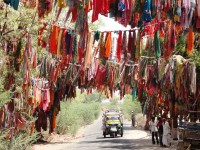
[
  {"xmin": 157, "ymin": 117, "xmax": 164, "ymax": 147},
  {"xmin": 131, "ymin": 111, "xmax": 135, "ymax": 127}
]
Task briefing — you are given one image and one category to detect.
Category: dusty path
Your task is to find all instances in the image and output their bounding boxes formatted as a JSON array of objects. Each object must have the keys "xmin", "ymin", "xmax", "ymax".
[{"xmin": 33, "ymin": 116, "xmax": 177, "ymax": 150}]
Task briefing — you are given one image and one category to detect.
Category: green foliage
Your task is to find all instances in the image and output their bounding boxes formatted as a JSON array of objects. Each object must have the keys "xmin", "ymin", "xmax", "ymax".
[
  {"xmin": 120, "ymin": 95, "xmax": 142, "ymax": 120},
  {"xmin": 191, "ymin": 50, "xmax": 200, "ymax": 67},
  {"xmin": 174, "ymin": 32, "xmax": 186, "ymax": 55},
  {"xmin": 56, "ymin": 101, "xmax": 100, "ymax": 136},
  {"xmin": 0, "ymin": 51, "xmax": 11, "ymax": 109},
  {"xmin": 82, "ymin": 90, "xmax": 106, "ymax": 103},
  {"xmin": 188, "ymin": 33, "xmax": 200, "ymax": 83},
  {"xmin": 190, "ymin": 33, "xmax": 200, "ymax": 68},
  {"xmin": 0, "ymin": 6, "xmax": 38, "ymax": 42},
  {"xmin": 107, "ymin": 97, "xmax": 119, "ymax": 109},
  {"xmin": 0, "ymin": 91, "xmax": 10, "ymax": 109},
  {"xmin": 88, "ymin": 14, "xmax": 105, "ymax": 31},
  {"xmin": 0, "ymin": 128, "xmax": 38, "ymax": 150},
  {"xmin": 101, "ymin": 96, "xmax": 120, "ymax": 111},
  {"xmin": 190, "ymin": 49, "xmax": 200, "ymax": 84},
  {"xmin": 0, "ymin": 4, "xmax": 40, "ymax": 149}
]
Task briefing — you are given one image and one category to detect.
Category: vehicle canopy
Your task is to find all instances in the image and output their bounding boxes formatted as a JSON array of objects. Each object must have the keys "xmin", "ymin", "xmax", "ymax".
[{"xmin": 103, "ymin": 110, "xmax": 123, "ymax": 124}]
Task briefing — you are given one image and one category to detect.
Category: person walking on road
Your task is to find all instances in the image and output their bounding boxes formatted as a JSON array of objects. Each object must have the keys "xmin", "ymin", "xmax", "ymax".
[
  {"xmin": 131, "ymin": 111, "xmax": 136, "ymax": 127},
  {"xmin": 149, "ymin": 117, "xmax": 159, "ymax": 145},
  {"xmin": 157, "ymin": 117, "xmax": 163, "ymax": 147}
]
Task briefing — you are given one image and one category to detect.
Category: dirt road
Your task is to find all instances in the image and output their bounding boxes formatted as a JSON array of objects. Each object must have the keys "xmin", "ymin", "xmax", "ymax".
[{"xmin": 33, "ymin": 116, "xmax": 177, "ymax": 150}]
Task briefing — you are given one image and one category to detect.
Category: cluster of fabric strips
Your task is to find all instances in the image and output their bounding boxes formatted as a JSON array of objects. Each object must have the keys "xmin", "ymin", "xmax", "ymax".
[
  {"xmin": 7, "ymin": 0, "xmax": 200, "ymax": 30},
  {"xmin": 47, "ymin": 21, "xmax": 198, "ymax": 69},
  {"xmin": 138, "ymin": 55, "xmax": 197, "ymax": 118}
]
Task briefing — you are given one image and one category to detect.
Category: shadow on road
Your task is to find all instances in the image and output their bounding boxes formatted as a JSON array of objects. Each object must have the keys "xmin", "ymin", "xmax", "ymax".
[
  {"xmin": 96, "ymin": 136, "xmax": 121, "ymax": 139},
  {"xmin": 123, "ymin": 125, "xmax": 137, "ymax": 131},
  {"xmin": 35, "ymin": 141, "xmax": 73, "ymax": 146},
  {"xmin": 80, "ymin": 138, "xmax": 163, "ymax": 150}
]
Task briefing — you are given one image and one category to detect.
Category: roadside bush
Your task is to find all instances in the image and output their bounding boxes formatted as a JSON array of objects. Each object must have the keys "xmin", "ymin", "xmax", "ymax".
[
  {"xmin": 120, "ymin": 95, "xmax": 142, "ymax": 120},
  {"xmin": 135, "ymin": 113, "xmax": 147, "ymax": 128},
  {"xmin": 56, "ymin": 101, "xmax": 100, "ymax": 136},
  {"xmin": 101, "ymin": 97, "xmax": 120, "ymax": 111},
  {"xmin": 0, "ymin": 128, "xmax": 38, "ymax": 150}
]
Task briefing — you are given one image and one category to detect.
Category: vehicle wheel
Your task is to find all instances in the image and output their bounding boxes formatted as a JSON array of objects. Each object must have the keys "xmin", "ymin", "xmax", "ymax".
[
  {"xmin": 115, "ymin": 133, "xmax": 117, "ymax": 137},
  {"xmin": 113, "ymin": 133, "xmax": 116, "ymax": 138},
  {"xmin": 121, "ymin": 133, "xmax": 123, "ymax": 137}
]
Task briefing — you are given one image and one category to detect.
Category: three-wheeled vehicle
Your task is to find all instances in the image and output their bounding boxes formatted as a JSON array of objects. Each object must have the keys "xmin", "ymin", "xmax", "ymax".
[{"xmin": 102, "ymin": 110, "xmax": 123, "ymax": 138}]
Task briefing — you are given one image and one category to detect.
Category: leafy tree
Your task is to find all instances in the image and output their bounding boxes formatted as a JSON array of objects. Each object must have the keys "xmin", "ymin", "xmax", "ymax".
[{"xmin": 0, "ymin": 3, "xmax": 41, "ymax": 149}]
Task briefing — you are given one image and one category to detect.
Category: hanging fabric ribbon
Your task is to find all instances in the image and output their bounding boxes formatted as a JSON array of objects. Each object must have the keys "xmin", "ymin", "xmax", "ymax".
[
  {"xmin": 128, "ymin": 31, "xmax": 133, "ymax": 59},
  {"xmin": 117, "ymin": 31, "xmax": 122, "ymax": 62},
  {"xmin": 122, "ymin": 31, "xmax": 128, "ymax": 59},
  {"xmin": 142, "ymin": 0, "xmax": 152, "ymax": 22},
  {"xmin": 154, "ymin": 30, "xmax": 161, "ymax": 58},
  {"xmin": 135, "ymin": 31, "xmax": 141, "ymax": 61},
  {"xmin": 99, "ymin": 32, "xmax": 105, "ymax": 60},
  {"xmin": 105, "ymin": 32, "xmax": 112, "ymax": 58},
  {"xmin": 132, "ymin": 86, "xmax": 137, "ymax": 102},
  {"xmin": 4, "ymin": 0, "xmax": 19, "ymax": 10},
  {"xmin": 72, "ymin": 34, "xmax": 78, "ymax": 63},
  {"xmin": 187, "ymin": 29, "xmax": 194, "ymax": 55},
  {"xmin": 85, "ymin": 32, "xmax": 94, "ymax": 68}
]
